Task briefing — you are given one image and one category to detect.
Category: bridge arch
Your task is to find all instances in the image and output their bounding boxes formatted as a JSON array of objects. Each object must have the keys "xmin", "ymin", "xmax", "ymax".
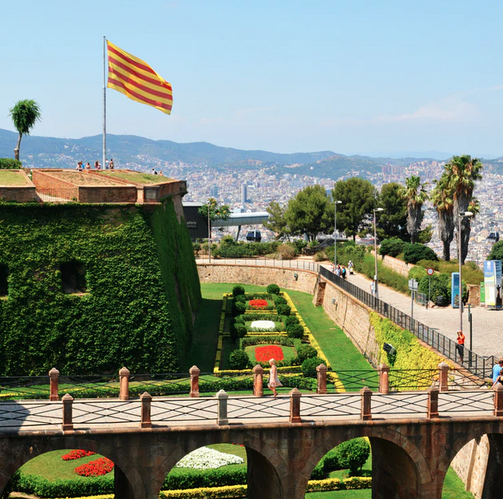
[{"xmin": 0, "ymin": 435, "xmax": 142, "ymax": 498}]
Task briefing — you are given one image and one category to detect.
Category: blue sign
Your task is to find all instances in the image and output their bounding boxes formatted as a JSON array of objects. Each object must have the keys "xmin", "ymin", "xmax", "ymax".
[
  {"xmin": 451, "ymin": 272, "xmax": 460, "ymax": 308},
  {"xmin": 484, "ymin": 260, "xmax": 502, "ymax": 309}
]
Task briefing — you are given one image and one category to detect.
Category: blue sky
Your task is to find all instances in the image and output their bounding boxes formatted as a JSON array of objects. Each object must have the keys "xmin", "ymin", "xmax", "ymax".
[{"xmin": 1, "ymin": 0, "xmax": 502, "ymax": 157}]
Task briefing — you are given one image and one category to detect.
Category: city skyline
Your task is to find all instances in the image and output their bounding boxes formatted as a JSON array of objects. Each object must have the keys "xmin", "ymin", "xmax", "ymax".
[{"xmin": 1, "ymin": 1, "xmax": 503, "ymax": 158}]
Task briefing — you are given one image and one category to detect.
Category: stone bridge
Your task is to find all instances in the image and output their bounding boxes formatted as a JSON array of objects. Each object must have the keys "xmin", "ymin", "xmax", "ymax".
[{"xmin": 1, "ymin": 382, "xmax": 503, "ymax": 499}]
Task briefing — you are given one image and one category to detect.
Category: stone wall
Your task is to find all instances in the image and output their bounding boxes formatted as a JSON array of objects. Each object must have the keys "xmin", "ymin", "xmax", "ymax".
[
  {"xmin": 0, "ymin": 186, "xmax": 38, "ymax": 202},
  {"xmin": 371, "ymin": 251, "xmax": 413, "ymax": 278}
]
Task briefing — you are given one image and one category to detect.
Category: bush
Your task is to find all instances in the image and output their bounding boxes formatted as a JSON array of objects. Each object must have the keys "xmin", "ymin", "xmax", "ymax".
[
  {"xmin": 234, "ymin": 301, "xmax": 247, "ymax": 314},
  {"xmin": 302, "ymin": 356, "xmax": 324, "ymax": 375},
  {"xmin": 286, "ymin": 324, "xmax": 304, "ymax": 339},
  {"xmin": 418, "ymin": 273, "xmax": 451, "ymax": 305},
  {"xmin": 192, "ymin": 242, "xmax": 201, "ymax": 252},
  {"xmin": 266, "ymin": 284, "xmax": 280, "ymax": 295},
  {"xmin": 230, "ymin": 323, "xmax": 247, "ymax": 341},
  {"xmin": 277, "ymin": 243, "xmax": 296, "ymax": 260},
  {"xmin": 234, "ymin": 294, "xmax": 247, "ymax": 303},
  {"xmin": 379, "ymin": 238, "xmax": 406, "ymax": 258},
  {"xmin": 408, "ymin": 266, "xmax": 427, "ymax": 281},
  {"xmin": 229, "ymin": 350, "xmax": 250, "ymax": 370},
  {"xmin": 276, "ymin": 304, "xmax": 291, "ymax": 316},
  {"xmin": 0, "ymin": 158, "xmax": 22, "ymax": 169},
  {"xmin": 232, "ymin": 285, "xmax": 245, "ymax": 297},
  {"xmin": 402, "ymin": 243, "xmax": 438, "ymax": 264},
  {"xmin": 164, "ymin": 465, "xmax": 247, "ymax": 490},
  {"xmin": 273, "ymin": 295, "xmax": 287, "ymax": 306},
  {"xmin": 285, "ymin": 315, "xmax": 299, "ymax": 326},
  {"xmin": 234, "ymin": 316, "xmax": 245, "ymax": 325},
  {"xmin": 297, "ymin": 344, "xmax": 317, "ymax": 361},
  {"xmin": 336, "ymin": 438, "xmax": 370, "ymax": 474},
  {"xmin": 314, "ymin": 251, "xmax": 327, "ymax": 262}
]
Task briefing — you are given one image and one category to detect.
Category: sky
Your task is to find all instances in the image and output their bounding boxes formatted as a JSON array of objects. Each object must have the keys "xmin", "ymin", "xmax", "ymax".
[{"xmin": 1, "ymin": 0, "xmax": 502, "ymax": 158}]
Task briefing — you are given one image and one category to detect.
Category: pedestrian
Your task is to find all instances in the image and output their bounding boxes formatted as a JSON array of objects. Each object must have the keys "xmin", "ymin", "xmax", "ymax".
[
  {"xmin": 109, "ymin": 158, "xmax": 114, "ymax": 170},
  {"xmin": 267, "ymin": 358, "xmax": 282, "ymax": 398},
  {"xmin": 331, "ymin": 262, "xmax": 335, "ymax": 273},
  {"xmin": 76, "ymin": 161, "xmax": 83, "ymax": 171},
  {"xmin": 85, "ymin": 162, "xmax": 91, "ymax": 170},
  {"xmin": 370, "ymin": 281, "xmax": 375, "ymax": 295},
  {"xmin": 456, "ymin": 330, "xmax": 465, "ymax": 363},
  {"xmin": 94, "ymin": 161, "xmax": 101, "ymax": 169},
  {"xmin": 342, "ymin": 267, "xmax": 347, "ymax": 279},
  {"xmin": 493, "ymin": 371, "xmax": 503, "ymax": 389},
  {"xmin": 493, "ymin": 359, "xmax": 503, "ymax": 384},
  {"xmin": 348, "ymin": 260, "xmax": 354, "ymax": 274},
  {"xmin": 336, "ymin": 264, "xmax": 341, "ymax": 277}
]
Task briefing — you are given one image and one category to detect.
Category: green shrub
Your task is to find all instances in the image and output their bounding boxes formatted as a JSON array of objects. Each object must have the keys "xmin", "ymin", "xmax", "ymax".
[
  {"xmin": 192, "ymin": 242, "xmax": 201, "ymax": 252},
  {"xmin": 302, "ymin": 356, "xmax": 324, "ymax": 375},
  {"xmin": 314, "ymin": 251, "xmax": 327, "ymax": 262},
  {"xmin": 418, "ymin": 273, "xmax": 451, "ymax": 305},
  {"xmin": 267, "ymin": 284, "xmax": 280, "ymax": 295},
  {"xmin": 403, "ymin": 243, "xmax": 438, "ymax": 264},
  {"xmin": 273, "ymin": 295, "xmax": 287, "ymax": 306},
  {"xmin": 0, "ymin": 158, "xmax": 22, "ymax": 169},
  {"xmin": 229, "ymin": 350, "xmax": 250, "ymax": 370},
  {"xmin": 310, "ymin": 461, "xmax": 324, "ymax": 479},
  {"xmin": 234, "ymin": 316, "xmax": 245, "ymax": 325},
  {"xmin": 322, "ymin": 448, "xmax": 341, "ymax": 473},
  {"xmin": 234, "ymin": 294, "xmax": 246, "ymax": 303},
  {"xmin": 286, "ymin": 324, "xmax": 304, "ymax": 339},
  {"xmin": 285, "ymin": 315, "xmax": 299, "ymax": 326},
  {"xmin": 234, "ymin": 301, "xmax": 247, "ymax": 314},
  {"xmin": 164, "ymin": 465, "xmax": 247, "ymax": 490},
  {"xmin": 277, "ymin": 243, "xmax": 296, "ymax": 259},
  {"xmin": 232, "ymin": 285, "xmax": 245, "ymax": 296},
  {"xmin": 297, "ymin": 344, "xmax": 317, "ymax": 361},
  {"xmin": 379, "ymin": 238, "xmax": 406, "ymax": 257},
  {"xmin": 408, "ymin": 266, "xmax": 427, "ymax": 281},
  {"xmin": 336, "ymin": 438, "xmax": 370, "ymax": 474},
  {"xmin": 276, "ymin": 304, "xmax": 291, "ymax": 316},
  {"xmin": 230, "ymin": 323, "xmax": 247, "ymax": 340}
]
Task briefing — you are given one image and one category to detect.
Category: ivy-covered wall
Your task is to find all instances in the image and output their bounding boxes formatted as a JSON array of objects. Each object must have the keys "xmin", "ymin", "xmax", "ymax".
[{"xmin": 0, "ymin": 199, "xmax": 201, "ymax": 375}]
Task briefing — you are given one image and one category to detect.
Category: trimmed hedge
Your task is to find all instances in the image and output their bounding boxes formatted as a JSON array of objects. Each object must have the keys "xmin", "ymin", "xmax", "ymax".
[{"xmin": 164, "ymin": 464, "xmax": 247, "ymax": 489}]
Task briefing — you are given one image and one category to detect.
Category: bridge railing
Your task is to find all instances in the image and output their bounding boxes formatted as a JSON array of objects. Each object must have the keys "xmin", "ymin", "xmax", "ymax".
[
  {"xmin": 319, "ymin": 266, "xmax": 495, "ymax": 380},
  {"xmin": 196, "ymin": 257, "xmax": 321, "ymax": 272}
]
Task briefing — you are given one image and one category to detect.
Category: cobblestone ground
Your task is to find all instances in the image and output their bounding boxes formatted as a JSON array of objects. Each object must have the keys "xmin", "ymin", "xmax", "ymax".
[{"xmin": 336, "ymin": 267, "xmax": 502, "ymax": 359}]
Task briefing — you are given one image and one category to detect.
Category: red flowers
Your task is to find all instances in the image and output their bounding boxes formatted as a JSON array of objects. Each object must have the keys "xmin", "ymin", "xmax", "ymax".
[
  {"xmin": 74, "ymin": 457, "xmax": 114, "ymax": 476},
  {"xmin": 255, "ymin": 345, "xmax": 284, "ymax": 362},
  {"xmin": 62, "ymin": 449, "xmax": 96, "ymax": 461},
  {"xmin": 249, "ymin": 299, "xmax": 268, "ymax": 309}
]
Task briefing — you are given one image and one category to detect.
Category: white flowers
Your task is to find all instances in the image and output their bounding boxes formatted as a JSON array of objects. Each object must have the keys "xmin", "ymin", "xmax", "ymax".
[
  {"xmin": 250, "ymin": 320, "xmax": 275, "ymax": 331},
  {"xmin": 175, "ymin": 446, "xmax": 244, "ymax": 470}
]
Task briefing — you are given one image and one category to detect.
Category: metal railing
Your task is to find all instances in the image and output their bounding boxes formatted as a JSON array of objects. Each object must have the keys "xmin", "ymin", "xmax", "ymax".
[
  {"xmin": 196, "ymin": 257, "xmax": 321, "ymax": 272},
  {"xmin": 320, "ymin": 267, "xmax": 495, "ymax": 379}
]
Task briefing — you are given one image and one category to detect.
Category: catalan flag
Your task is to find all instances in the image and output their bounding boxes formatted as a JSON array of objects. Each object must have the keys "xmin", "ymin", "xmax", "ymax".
[{"xmin": 107, "ymin": 40, "xmax": 173, "ymax": 114}]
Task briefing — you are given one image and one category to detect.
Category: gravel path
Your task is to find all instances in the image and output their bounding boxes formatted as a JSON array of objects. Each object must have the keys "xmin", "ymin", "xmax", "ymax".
[{"xmin": 329, "ymin": 266, "xmax": 503, "ymax": 359}]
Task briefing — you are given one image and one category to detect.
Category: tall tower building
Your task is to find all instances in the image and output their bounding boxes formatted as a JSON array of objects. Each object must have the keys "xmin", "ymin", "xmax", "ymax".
[{"xmin": 241, "ymin": 183, "xmax": 248, "ymax": 204}]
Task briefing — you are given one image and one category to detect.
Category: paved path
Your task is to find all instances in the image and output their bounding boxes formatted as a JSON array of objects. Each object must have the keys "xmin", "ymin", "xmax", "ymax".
[{"xmin": 330, "ymin": 267, "xmax": 502, "ymax": 359}]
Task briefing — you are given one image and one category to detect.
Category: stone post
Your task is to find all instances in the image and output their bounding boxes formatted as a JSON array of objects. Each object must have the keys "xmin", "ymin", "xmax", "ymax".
[
  {"xmin": 140, "ymin": 392, "xmax": 152, "ymax": 428},
  {"xmin": 62, "ymin": 393, "xmax": 73, "ymax": 431},
  {"xmin": 360, "ymin": 386, "xmax": 372, "ymax": 421},
  {"xmin": 378, "ymin": 363, "xmax": 390, "ymax": 394},
  {"xmin": 253, "ymin": 365, "xmax": 264, "ymax": 397},
  {"xmin": 438, "ymin": 362, "xmax": 449, "ymax": 392},
  {"xmin": 289, "ymin": 388, "xmax": 302, "ymax": 423},
  {"xmin": 49, "ymin": 367, "xmax": 59, "ymax": 401},
  {"xmin": 427, "ymin": 385, "xmax": 439, "ymax": 419},
  {"xmin": 217, "ymin": 390, "xmax": 228, "ymax": 425},
  {"xmin": 494, "ymin": 383, "xmax": 503, "ymax": 417},
  {"xmin": 316, "ymin": 364, "xmax": 328, "ymax": 394},
  {"xmin": 190, "ymin": 365, "xmax": 200, "ymax": 398},
  {"xmin": 119, "ymin": 367, "xmax": 130, "ymax": 401}
]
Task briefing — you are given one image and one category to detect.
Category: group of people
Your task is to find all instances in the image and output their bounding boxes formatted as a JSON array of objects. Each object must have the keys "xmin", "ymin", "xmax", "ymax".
[
  {"xmin": 331, "ymin": 261, "xmax": 353, "ymax": 280},
  {"xmin": 76, "ymin": 159, "xmax": 114, "ymax": 171}
]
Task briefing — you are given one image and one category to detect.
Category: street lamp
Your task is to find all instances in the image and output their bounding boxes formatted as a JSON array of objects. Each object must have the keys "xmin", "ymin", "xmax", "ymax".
[
  {"xmin": 334, "ymin": 200, "xmax": 342, "ymax": 267},
  {"xmin": 373, "ymin": 208, "xmax": 384, "ymax": 299},
  {"xmin": 458, "ymin": 211, "xmax": 474, "ymax": 337}
]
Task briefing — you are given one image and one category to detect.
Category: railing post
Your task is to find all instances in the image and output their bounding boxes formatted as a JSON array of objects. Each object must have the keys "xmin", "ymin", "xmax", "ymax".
[
  {"xmin": 438, "ymin": 362, "xmax": 449, "ymax": 392},
  {"xmin": 140, "ymin": 392, "xmax": 152, "ymax": 428},
  {"xmin": 378, "ymin": 363, "xmax": 390, "ymax": 394},
  {"xmin": 119, "ymin": 367, "xmax": 130, "ymax": 401},
  {"xmin": 494, "ymin": 383, "xmax": 503, "ymax": 417},
  {"xmin": 360, "ymin": 387, "xmax": 372, "ymax": 421},
  {"xmin": 427, "ymin": 385, "xmax": 439, "ymax": 418},
  {"xmin": 217, "ymin": 389, "xmax": 229, "ymax": 425},
  {"xmin": 190, "ymin": 365, "xmax": 201, "ymax": 398},
  {"xmin": 316, "ymin": 364, "xmax": 327, "ymax": 394},
  {"xmin": 49, "ymin": 367, "xmax": 60, "ymax": 401},
  {"xmin": 62, "ymin": 393, "xmax": 74, "ymax": 431},
  {"xmin": 289, "ymin": 388, "xmax": 302, "ymax": 423},
  {"xmin": 253, "ymin": 365, "xmax": 264, "ymax": 397}
]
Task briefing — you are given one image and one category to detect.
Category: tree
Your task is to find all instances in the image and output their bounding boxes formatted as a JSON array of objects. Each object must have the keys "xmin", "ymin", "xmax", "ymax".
[
  {"xmin": 376, "ymin": 182, "xmax": 408, "ymax": 241},
  {"xmin": 431, "ymin": 175, "xmax": 455, "ymax": 261},
  {"xmin": 264, "ymin": 201, "xmax": 290, "ymax": 240},
  {"xmin": 198, "ymin": 198, "xmax": 230, "ymax": 261},
  {"xmin": 445, "ymin": 155, "xmax": 483, "ymax": 264},
  {"xmin": 332, "ymin": 178, "xmax": 377, "ymax": 242},
  {"xmin": 488, "ymin": 240, "xmax": 503, "ymax": 263},
  {"xmin": 284, "ymin": 185, "xmax": 332, "ymax": 241},
  {"xmin": 9, "ymin": 99, "xmax": 42, "ymax": 161},
  {"xmin": 403, "ymin": 176, "xmax": 428, "ymax": 244}
]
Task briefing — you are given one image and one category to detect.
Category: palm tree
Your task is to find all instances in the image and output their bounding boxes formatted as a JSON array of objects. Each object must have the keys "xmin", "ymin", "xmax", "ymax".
[
  {"xmin": 431, "ymin": 175, "xmax": 455, "ymax": 261},
  {"xmin": 9, "ymin": 99, "xmax": 42, "ymax": 161},
  {"xmin": 403, "ymin": 176, "xmax": 428, "ymax": 244},
  {"xmin": 445, "ymin": 155, "xmax": 483, "ymax": 264}
]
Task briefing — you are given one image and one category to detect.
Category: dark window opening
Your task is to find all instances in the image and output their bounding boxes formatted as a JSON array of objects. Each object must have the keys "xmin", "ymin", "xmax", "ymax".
[
  {"xmin": 60, "ymin": 261, "xmax": 87, "ymax": 293},
  {"xmin": 0, "ymin": 265, "xmax": 7, "ymax": 296}
]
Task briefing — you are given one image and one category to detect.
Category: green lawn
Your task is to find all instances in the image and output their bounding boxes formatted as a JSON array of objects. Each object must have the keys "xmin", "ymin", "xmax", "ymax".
[
  {"xmin": 98, "ymin": 171, "xmax": 173, "ymax": 184},
  {"xmin": 0, "ymin": 170, "xmax": 29, "ymax": 186}
]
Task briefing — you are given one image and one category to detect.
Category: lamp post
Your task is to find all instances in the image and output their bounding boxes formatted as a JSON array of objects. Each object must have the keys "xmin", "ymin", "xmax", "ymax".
[
  {"xmin": 458, "ymin": 211, "xmax": 474, "ymax": 336},
  {"xmin": 373, "ymin": 208, "xmax": 384, "ymax": 299},
  {"xmin": 334, "ymin": 200, "xmax": 342, "ymax": 267}
]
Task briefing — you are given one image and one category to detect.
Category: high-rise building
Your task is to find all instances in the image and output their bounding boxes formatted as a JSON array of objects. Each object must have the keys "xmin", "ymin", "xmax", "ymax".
[
  {"xmin": 210, "ymin": 185, "xmax": 219, "ymax": 198},
  {"xmin": 241, "ymin": 183, "xmax": 248, "ymax": 204}
]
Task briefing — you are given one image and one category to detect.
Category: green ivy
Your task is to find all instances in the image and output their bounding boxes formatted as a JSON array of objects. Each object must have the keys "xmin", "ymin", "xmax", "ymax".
[{"xmin": 0, "ymin": 200, "xmax": 201, "ymax": 375}]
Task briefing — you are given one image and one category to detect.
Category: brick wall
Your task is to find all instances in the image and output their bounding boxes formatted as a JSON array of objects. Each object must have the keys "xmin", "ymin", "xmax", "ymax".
[
  {"xmin": 32, "ymin": 170, "xmax": 78, "ymax": 199},
  {"xmin": 78, "ymin": 186, "xmax": 137, "ymax": 203},
  {"xmin": 0, "ymin": 186, "xmax": 38, "ymax": 202}
]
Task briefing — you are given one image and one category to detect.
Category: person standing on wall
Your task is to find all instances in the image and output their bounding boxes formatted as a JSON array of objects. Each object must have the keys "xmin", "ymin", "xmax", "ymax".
[{"xmin": 456, "ymin": 330, "xmax": 465, "ymax": 363}]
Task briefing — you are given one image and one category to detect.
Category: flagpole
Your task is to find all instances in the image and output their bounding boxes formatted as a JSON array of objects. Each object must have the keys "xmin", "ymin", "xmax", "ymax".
[{"xmin": 103, "ymin": 36, "xmax": 107, "ymax": 169}]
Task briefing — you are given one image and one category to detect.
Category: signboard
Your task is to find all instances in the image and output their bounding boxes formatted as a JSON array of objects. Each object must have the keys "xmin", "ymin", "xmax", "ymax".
[
  {"xmin": 484, "ymin": 260, "xmax": 502, "ymax": 309},
  {"xmin": 427, "ymin": 268, "xmax": 434, "ymax": 276},
  {"xmin": 480, "ymin": 282, "xmax": 485, "ymax": 304},
  {"xmin": 408, "ymin": 279, "xmax": 418, "ymax": 291},
  {"xmin": 451, "ymin": 272, "xmax": 460, "ymax": 308}
]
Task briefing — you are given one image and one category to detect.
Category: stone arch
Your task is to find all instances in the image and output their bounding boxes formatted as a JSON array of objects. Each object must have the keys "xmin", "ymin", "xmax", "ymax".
[
  {"xmin": 0, "ymin": 435, "xmax": 142, "ymax": 498},
  {"xmin": 149, "ymin": 430, "xmax": 286, "ymax": 499}
]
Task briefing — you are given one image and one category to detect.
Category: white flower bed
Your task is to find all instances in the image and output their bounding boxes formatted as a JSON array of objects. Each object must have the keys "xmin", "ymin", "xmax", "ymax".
[
  {"xmin": 175, "ymin": 446, "xmax": 244, "ymax": 470},
  {"xmin": 250, "ymin": 320, "xmax": 275, "ymax": 330}
]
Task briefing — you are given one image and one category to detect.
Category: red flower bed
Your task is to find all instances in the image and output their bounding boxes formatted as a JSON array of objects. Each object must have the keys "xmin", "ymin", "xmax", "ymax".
[
  {"xmin": 249, "ymin": 299, "xmax": 269, "ymax": 309},
  {"xmin": 62, "ymin": 449, "xmax": 96, "ymax": 461},
  {"xmin": 255, "ymin": 345, "xmax": 284, "ymax": 362},
  {"xmin": 74, "ymin": 457, "xmax": 114, "ymax": 477}
]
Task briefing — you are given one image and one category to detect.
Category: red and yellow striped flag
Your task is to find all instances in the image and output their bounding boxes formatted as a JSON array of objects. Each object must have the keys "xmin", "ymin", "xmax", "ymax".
[{"xmin": 107, "ymin": 40, "xmax": 173, "ymax": 115}]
